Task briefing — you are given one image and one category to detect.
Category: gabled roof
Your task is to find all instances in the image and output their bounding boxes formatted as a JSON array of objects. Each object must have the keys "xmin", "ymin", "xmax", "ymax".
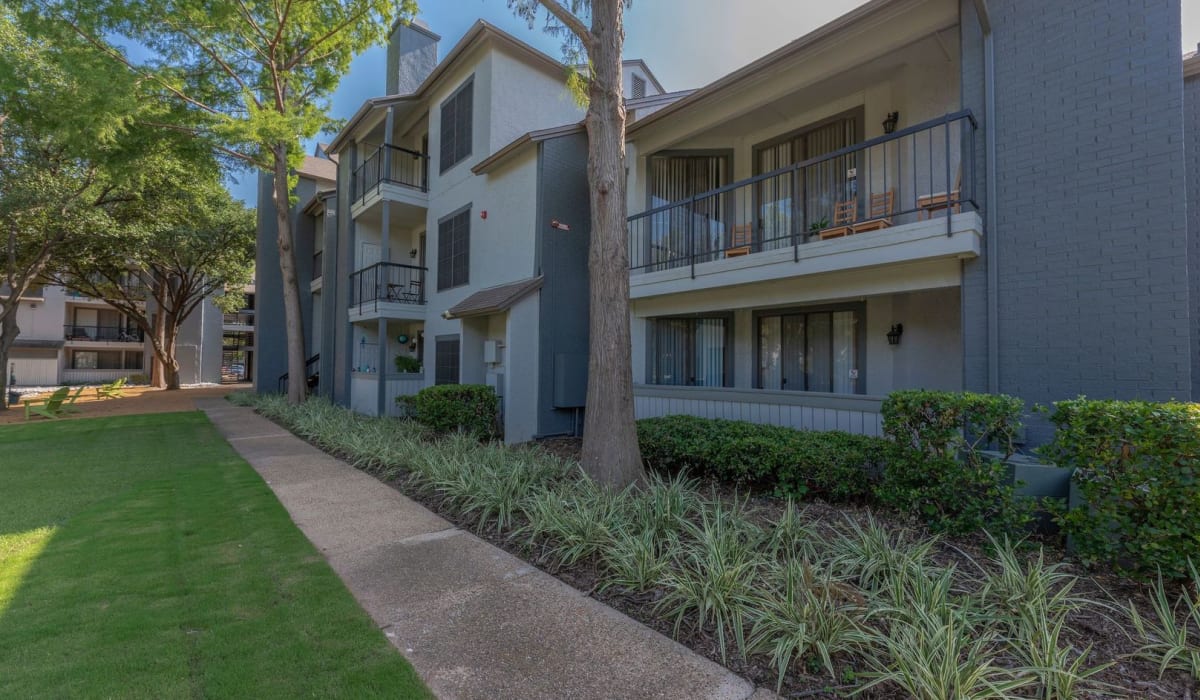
[
  {"xmin": 623, "ymin": 59, "xmax": 667, "ymax": 94},
  {"xmin": 327, "ymin": 20, "xmax": 570, "ymax": 154},
  {"xmin": 471, "ymin": 122, "xmax": 585, "ymax": 175},
  {"xmin": 296, "ymin": 155, "xmax": 337, "ymax": 183},
  {"xmin": 1185, "ymin": 47, "xmax": 1200, "ymax": 79},
  {"xmin": 445, "ymin": 276, "xmax": 543, "ymax": 319}
]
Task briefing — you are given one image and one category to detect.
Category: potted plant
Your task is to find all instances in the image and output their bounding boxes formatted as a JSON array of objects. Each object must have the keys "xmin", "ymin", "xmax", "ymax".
[{"xmin": 394, "ymin": 355, "xmax": 421, "ymax": 374}]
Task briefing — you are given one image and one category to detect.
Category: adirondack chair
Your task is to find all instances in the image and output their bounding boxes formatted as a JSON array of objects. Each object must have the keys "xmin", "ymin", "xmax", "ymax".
[
  {"xmin": 60, "ymin": 386, "xmax": 86, "ymax": 414},
  {"xmin": 23, "ymin": 386, "xmax": 71, "ymax": 420},
  {"xmin": 96, "ymin": 377, "xmax": 127, "ymax": 400}
]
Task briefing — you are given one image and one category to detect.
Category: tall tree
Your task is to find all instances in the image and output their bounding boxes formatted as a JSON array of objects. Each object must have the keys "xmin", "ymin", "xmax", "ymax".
[
  {"xmin": 48, "ymin": 174, "xmax": 255, "ymax": 390},
  {"xmin": 22, "ymin": 0, "xmax": 417, "ymax": 403},
  {"xmin": 0, "ymin": 10, "xmax": 148, "ymax": 408},
  {"xmin": 508, "ymin": 0, "xmax": 645, "ymax": 488}
]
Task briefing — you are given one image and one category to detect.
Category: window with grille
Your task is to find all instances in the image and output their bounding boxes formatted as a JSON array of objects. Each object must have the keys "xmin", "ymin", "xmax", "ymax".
[
  {"xmin": 437, "ymin": 207, "xmax": 470, "ymax": 291},
  {"xmin": 439, "ymin": 77, "xmax": 474, "ymax": 173},
  {"xmin": 435, "ymin": 336, "xmax": 460, "ymax": 385},
  {"xmin": 648, "ymin": 316, "xmax": 729, "ymax": 387}
]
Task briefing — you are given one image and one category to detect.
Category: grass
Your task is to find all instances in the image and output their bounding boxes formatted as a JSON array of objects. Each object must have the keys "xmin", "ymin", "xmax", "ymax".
[{"xmin": 0, "ymin": 411, "xmax": 431, "ymax": 699}]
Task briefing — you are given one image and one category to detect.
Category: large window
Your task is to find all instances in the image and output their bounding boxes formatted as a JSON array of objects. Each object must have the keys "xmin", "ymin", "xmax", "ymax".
[
  {"xmin": 70, "ymin": 349, "xmax": 143, "ymax": 370},
  {"xmin": 439, "ymin": 77, "xmax": 473, "ymax": 173},
  {"xmin": 435, "ymin": 335, "xmax": 460, "ymax": 385},
  {"xmin": 645, "ymin": 153, "xmax": 730, "ymax": 266},
  {"xmin": 758, "ymin": 306, "xmax": 863, "ymax": 394},
  {"xmin": 649, "ymin": 316, "xmax": 729, "ymax": 387},
  {"xmin": 437, "ymin": 207, "xmax": 470, "ymax": 291}
]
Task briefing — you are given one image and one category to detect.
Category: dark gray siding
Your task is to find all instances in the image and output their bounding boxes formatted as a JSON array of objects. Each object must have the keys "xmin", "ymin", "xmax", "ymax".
[
  {"xmin": 253, "ymin": 173, "xmax": 316, "ymax": 393},
  {"xmin": 961, "ymin": 0, "xmax": 1191, "ymax": 443},
  {"xmin": 535, "ymin": 132, "xmax": 591, "ymax": 436},
  {"xmin": 1186, "ymin": 69, "xmax": 1200, "ymax": 399},
  {"xmin": 332, "ymin": 154, "xmax": 355, "ymax": 406}
]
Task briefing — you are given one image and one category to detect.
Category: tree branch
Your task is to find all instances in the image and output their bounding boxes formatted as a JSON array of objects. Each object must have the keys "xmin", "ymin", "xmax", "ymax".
[{"xmin": 534, "ymin": 0, "xmax": 595, "ymax": 49}]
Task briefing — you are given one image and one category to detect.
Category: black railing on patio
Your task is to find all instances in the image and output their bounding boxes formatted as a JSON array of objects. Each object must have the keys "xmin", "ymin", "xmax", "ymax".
[
  {"xmin": 278, "ymin": 353, "xmax": 320, "ymax": 394},
  {"xmin": 349, "ymin": 262, "xmax": 428, "ymax": 314},
  {"xmin": 627, "ymin": 110, "xmax": 978, "ymax": 274},
  {"xmin": 223, "ymin": 311, "xmax": 255, "ymax": 326},
  {"xmin": 64, "ymin": 324, "xmax": 144, "ymax": 342},
  {"xmin": 352, "ymin": 144, "xmax": 429, "ymax": 201}
]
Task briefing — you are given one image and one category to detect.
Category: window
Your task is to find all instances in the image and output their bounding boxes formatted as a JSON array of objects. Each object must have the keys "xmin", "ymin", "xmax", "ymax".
[
  {"xmin": 632, "ymin": 74, "xmax": 647, "ymax": 99},
  {"xmin": 70, "ymin": 350, "xmax": 142, "ymax": 370},
  {"xmin": 435, "ymin": 336, "xmax": 460, "ymax": 385},
  {"xmin": 649, "ymin": 316, "xmax": 729, "ymax": 387},
  {"xmin": 758, "ymin": 306, "xmax": 863, "ymax": 394},
  {"xmin": 645, "ymin": 153, "xmax": 731, "ymax": 267},
  {"xmin": 439, "ymin": 77, "xmax": 473, "ymax": 173},
  {"xmin": 437, "ymin": 207, "xmax": 470, "ymax": 290}
]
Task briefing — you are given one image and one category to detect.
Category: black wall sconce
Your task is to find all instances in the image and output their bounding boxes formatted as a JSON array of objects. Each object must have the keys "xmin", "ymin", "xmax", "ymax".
[
  {"xmin": 882, "ymin": 111, "xmax": 900, "ymax": 134},
  {"xmin": 409, "ymin": 248, "xmax": 418, "ymax": 259},
  {"xmin": 887, "ymin": 323, "xmax": 904, "ymax": 346}
]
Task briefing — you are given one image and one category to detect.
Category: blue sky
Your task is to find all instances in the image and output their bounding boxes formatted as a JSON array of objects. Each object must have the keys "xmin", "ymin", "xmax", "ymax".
[{"xmin": 225, "ymin": 0, "xmax": 1200, "ymax": 205}]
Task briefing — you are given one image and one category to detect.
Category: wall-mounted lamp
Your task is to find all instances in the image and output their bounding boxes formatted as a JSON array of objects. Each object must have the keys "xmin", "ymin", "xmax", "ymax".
[
  {"xmin": 886, "ymin": 323, "xmax": 904, "ymax": 346},
  {"xmin": 882, "ymin": 111, "xmax": 900, "ymax": 135},
  {"xmin": 550, "ymin": 219, "xmax": 572, "ymax": 232},
  {"xmin": 409, "ymin": 248, "xmax": 418, "ymax": 259}
]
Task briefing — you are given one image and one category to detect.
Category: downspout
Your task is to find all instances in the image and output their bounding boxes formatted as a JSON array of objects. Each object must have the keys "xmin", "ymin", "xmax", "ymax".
[
  {"xmin": 972, "ymin": 0, "xmax": 1000, "ymax": 394},
  {"xmin": 377, "ymin": 105, "xmax": 396, "ymax": 417}
]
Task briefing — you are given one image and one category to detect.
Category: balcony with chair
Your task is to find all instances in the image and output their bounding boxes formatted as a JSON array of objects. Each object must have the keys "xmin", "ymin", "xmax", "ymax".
[
  {"xmin": 63, "ymin": 324, "xmax": 145, "ymax": 344},
  {"xmin": 348, "ymin": 262, "xmax": 428, "ymax": 323}
]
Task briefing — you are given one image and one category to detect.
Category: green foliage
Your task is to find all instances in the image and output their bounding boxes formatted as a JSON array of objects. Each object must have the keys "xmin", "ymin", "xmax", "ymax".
[
  {"xmin": 1039, "ymin": 398, "xmax": 1200, "ymax": 580},
  {"xmin": 393, "ymin": 355, "xmax": 421, "ymax": 373},
  {"xmin": 407, "ymin": 384, "xmax": 500, "ymax": 440},
  {"xmin": 126, "ymin": 373, "xmax": 150, "ymax": 385},
  {"xmin": 520, "ymin": 479, "xmax": 627, "ymax": 569},
  {"xmin": 878, "ymin": 390, "xmax": 1033, "ymax": 536},
  {"xmin": 1129, "ymin": 562, "xmax": 1200, "ymax": 682},
  {"xmin": 636, "ymin": 415, "xmax": 888, "ymax": 501}
]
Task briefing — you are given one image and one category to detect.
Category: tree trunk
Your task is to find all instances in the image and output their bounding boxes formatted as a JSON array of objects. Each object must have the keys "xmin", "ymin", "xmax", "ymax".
[
  {"xmin": 151, "ymin": 281, "xmax": 167, "ymax": 389},
  {"xmin": 578, "ymin": 0, "xmax": 646, "ymax": 489},
  {"xmin": 163, "ymin": 320, "xmax": 181, "ymax": 390},
  {"xmin": 0, "ymin": 311, "xmax": 17, "ymax": 411},
  {"xmin": 273, "ymin": 143, "xmax": 307, "ymax": 404}
]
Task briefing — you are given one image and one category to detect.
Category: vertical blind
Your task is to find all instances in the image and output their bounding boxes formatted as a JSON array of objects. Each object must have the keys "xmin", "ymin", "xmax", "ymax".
[
  {"xmin": 440, "ymin": 78, "xmax": 473, "ymax": 173},
  {"xmin": 651, "ymin": 317, "xmax": 727, "ymax": 387},
  {"xmin": 647, "ymin": 155, "xmax": 729, "ymax": 266},
  {"xmin": 435, "ymin": 337, "xmax": 460, "ymax": 385},
  {"xmin": 437, "ymin": 209, "xmax": 470, "ymax": 290},
  {"xmin": 758, "ymin": 308, "xmax": 862, "ymax": 394}
]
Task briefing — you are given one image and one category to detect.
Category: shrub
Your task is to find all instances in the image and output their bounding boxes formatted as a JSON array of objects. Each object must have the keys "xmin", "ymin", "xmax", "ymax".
[
  {"xmin": 878, "ymin": 390, "xmax": 1032, "ymax": 536},
  {"xmin": 127, "ymin": 373, "xmax": 151, "ymax": 385},
  {"xmin": 407, "ymin": 384, "xmax": 499, "ymax": 440},
  {"xmin": 393, "ymin": 355, "xmax": 421, "ymax": 373},
  {"xmin": 636, "ymin": 415, "xmax": 888, "ymax": 501},
  {"xmin": 1039, "ymin": 398, "xmax": 1200, "ymax": 580}
]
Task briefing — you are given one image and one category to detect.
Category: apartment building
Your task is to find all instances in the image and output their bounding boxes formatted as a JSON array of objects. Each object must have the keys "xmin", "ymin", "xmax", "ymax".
[
  {"xmin": 624, "ymin": 0, "xmax": 1198, "ymax": 444},
  {"xmin": 257, "ymin": 19, "xmax": 668, "ymax": 441},
  {"xmin": 8, "ymin": 284, "xmax": 222, "ymax": 388},
  {"xmin": 221, "ymin": 280, "xmax": 255, "ymax": 383}
]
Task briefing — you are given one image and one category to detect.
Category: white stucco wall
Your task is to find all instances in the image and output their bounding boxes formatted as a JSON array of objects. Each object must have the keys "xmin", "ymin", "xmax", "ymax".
[
  {"xmin": 14, "ymin": 287, "xmax": 67, "ymax": 341},
  {"xmin": 503, "ymin": 293, "xmax": 540, "ymax": 442}
]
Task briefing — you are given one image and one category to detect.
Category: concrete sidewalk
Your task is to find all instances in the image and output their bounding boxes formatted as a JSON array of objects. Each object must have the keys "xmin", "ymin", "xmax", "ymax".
[{"xmin": 198, "ymin": 400, "xmax": 766, "ymax": 700}]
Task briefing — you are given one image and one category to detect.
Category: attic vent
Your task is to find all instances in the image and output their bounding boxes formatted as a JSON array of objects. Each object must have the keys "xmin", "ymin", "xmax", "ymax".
[{"xmin": 632, "ymin": 74, "xmax": 646, "ymax": 99}]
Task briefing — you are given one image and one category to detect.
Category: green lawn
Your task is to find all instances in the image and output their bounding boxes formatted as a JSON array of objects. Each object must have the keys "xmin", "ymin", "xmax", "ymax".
[{"xmin": 0, "ymin": 411, "xmax": 431, "ymax": 699}]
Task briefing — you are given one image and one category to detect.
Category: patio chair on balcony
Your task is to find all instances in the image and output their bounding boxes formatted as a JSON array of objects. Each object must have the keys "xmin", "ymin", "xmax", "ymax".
[
  {"xmin": 917, "ymin": 169, "xmax": 962, "ymax": 220},
  {"xmin": 725, "ymin": 224, "xmax": 753, "ymax": 258},
  {"xmin": 819, "ymin": 198, "xmax": 857, "ymax": 240},
  {"xmin": 851, "ymin": 190, "xmax": 896, "ymax": 234}
]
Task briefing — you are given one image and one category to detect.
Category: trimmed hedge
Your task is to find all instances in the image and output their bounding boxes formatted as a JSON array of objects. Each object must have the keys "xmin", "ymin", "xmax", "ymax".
[
  {"xmin": 404, "ymin": 384, "xmax": 499, "ymax": 440},
  {"xmin": 636, "ymin": 415, "xmax": 889, "ymax": 501},
  {"xmin": 878, "ymin": 390, "xmax": 1033, "ymax": 536},
  {"xmin": 1039, "ymin": 398, "xmax": 1200, "ymax": 580}
]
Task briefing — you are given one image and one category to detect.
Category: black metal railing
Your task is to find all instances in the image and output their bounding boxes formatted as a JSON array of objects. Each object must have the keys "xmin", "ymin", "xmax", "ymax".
[
  {"xmin": 312, "ymin": 249, "xmax": 323, "ymax": 281},
  {"xmin": 63, "ymin": 324, "xmax": 144, "ymax": 342},
  {"xmin": 222, "ymin": 331, "xmax": 254, "ymax": 349},
  {"xmin": 349, "ymin": 262, "xmax": 427, "ymax": 314},
  {"xmin": 223, "ymin": 311, "xmax": 254, "ymax": 326},
  {"xmin": 627, "ymin": 111, "xmax": 978, "ymax": 274},
  {"xmin": 352, "ymin": 144, "xmax": 429, "ymax": 201},
  {"xmin": 278, "ymin": 353, "xmax": 320, "ymax": 394}
]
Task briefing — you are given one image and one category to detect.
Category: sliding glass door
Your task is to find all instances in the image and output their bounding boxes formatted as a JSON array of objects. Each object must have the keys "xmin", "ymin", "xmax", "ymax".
[
  {"xmin": 758, "ymin": 307, "xmax": 863, "ymax": 394},
  {"xmin": 646, "ymin": 154, "xmax": 730, "ymax": 268},
  {"xmin": 650, "ymin": 316, "xmax": 729, "ymax": 387}
]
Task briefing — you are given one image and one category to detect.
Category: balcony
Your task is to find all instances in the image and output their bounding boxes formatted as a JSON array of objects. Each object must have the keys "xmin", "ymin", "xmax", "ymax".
[
  {"xmin": 350, "ymin": 144, "xmax": 429, "ymax": 223},
  {"xmin": 223, "ymin": 311, "xmax": 255, "ymax": 327},
  {"xmin": 626, "ymin": 112, "xmax": 983, "ymax": 298},
  {"xmin": 348, "ymin": 262, "xmax": 428, "ymax": 323},
  {"xmin": 64, "ymin": 324, "xmax": 144, "ymax": 343}
]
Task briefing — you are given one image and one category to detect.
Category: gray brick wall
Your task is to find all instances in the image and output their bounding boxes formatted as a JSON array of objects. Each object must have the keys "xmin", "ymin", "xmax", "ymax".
[
  {"xmin": 962, "ymin": 0, "xmax": 1190, "ymax": 443},
  {"xmin": 1186, "ymin": 69, "xmax": 1199, "ymax": 399}
]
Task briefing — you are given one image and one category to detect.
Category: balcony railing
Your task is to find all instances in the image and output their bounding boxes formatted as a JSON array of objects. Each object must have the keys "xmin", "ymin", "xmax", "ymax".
[
  {"xmin": 64, "ymin": 324, "xmax": 144, "ymax": 342},
  {"xmin": 627, "ymin": 110, "xmax": 978, "ymax": 273},
  {"xmin": 223, "ymin": 311, "xmax": 254, "ymax": 326},
  {"xmin": 349, "ymin": 262, "xmax": 427, "ymax": 314},
  {"xmin": 313, "ymin": 249, "xmax": 323, "ymax": 281},
  {"xmin": 352, "ymin": 144, "xmax": 429, "ymax": 201}
]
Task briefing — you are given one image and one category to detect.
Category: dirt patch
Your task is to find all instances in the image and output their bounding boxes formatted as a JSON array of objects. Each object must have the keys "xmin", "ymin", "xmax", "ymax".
[{"xmin": 0, "ymin": 384, "xmax": 244, "ymax": 425}]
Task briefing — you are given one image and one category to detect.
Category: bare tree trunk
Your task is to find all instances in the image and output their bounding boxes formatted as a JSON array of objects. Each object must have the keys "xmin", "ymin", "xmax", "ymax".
[
  {"xmin": 273, "ymin": 143, "xmax": 307, "ymax": 403},
  {"xmin": 0, "ymin": 312, "xmax": 17, "ymax": 411},
  {"xmin": 163, "ymin": 320, "xmax": 181, "ymax": 390},
  {"xmin": 579, "ymin": 0, "xmax": 646, "ymax": 489},
  {"xmin": 151, "ymin": 282, "xmax": 167, "ymax": 389}
]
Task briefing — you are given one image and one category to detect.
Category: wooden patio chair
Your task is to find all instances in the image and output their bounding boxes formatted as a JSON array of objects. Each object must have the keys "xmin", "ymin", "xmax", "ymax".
[
  {"xmin": 725, "ymin": 224, "xmax": 753, "ymax": 258},
  {"xmin": 96, "ymin": 377, "xmax": 127, "ymax": 400},
  {"xmin": 819, "ymin": 198, "xmax": 857, "ymax": 239},
  {"xmin": 917, "ymin": 168, "xmax": 963, "ymax": 220},
  {"xmin": 23, "ymin": 386, "xmax": 71, "ymax": 420},
  {"xmin": 852, "ymin": 190, "xmax": 896, "ymax": 233}
]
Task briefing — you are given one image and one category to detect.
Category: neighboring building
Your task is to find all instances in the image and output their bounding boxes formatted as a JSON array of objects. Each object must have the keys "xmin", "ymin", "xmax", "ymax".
[
  {"xmin": 221, "ymin": 279, "xmax": 256, "ymax": 383},
  {"xmin": 7, "ymin": 283, "xmax": 222, "ymax": 387},
  {"xmin": 624, "ymin": 0, "xmax": 1197, "ymax": 444},
  {"xmin": 257, "ymin": 19, "xmax": 669, "ymax": 441}
]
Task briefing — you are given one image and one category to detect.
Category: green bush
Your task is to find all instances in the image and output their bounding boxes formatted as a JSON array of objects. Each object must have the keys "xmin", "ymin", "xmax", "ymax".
[
  {"xmin": 878, "ymin": 390, "xmax": 1032, "ymax": 536},
  {"xmin": 1039, "ymin": 398, "xmax": 1200, "ymax": 580},
  {"xmin": 407, "ymin": 384, "xmax": 500, "ymax": 440},
  {"xmin": 393, "ymin": 355, "xmax": 421, "ymax": 373},
  {"xmin": 636, "ymin": 415, "xmax": 888, "ymax": 501},
  {"xmin": 127, "ymin": 373, "xmax": 151, "ymax": 385}
]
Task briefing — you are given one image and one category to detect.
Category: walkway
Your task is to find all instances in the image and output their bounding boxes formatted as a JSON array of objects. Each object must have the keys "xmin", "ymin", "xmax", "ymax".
[{"xmin": 198, "ymin": 399, "xmax": 767, "ymax": 700}]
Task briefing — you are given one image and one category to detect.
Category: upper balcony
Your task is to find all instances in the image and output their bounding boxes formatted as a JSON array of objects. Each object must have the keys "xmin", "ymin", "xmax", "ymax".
[
  {"xmin": 626, "ymin": 112, "xmax": 983, "ymax": 299},
  {"xmin": 350, "ymin": 144, "xmax": 430, "ymax": 223},
  {"xmin": 348, "ymin": 262, "xmax": 428, "ymax": 323},
  {"xmin": 223, "ymin": 311, "xmax": 254, "ymax": 329},
  {"xmin": 64, "ymin": 324, "xmax": 144, "ymax": 344}
]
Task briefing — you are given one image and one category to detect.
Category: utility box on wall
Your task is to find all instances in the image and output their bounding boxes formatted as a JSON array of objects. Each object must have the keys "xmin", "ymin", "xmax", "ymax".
[{"xmin": 483, "ymin": 339, "xmax": 502, "ymax": 364}]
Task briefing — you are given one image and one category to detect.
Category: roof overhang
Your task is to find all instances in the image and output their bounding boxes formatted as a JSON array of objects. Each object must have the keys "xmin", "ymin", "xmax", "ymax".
[
  {"xmin": 472, "ymin": 122, "xmax": 585, "ymax": 175},
  {"xmin": 445, "ymin": 276, "xmax": 543, "ymax": 319},
  {"xmin": 1185, "ymin": 52, "xmax": 1200, "ymax": 79}
]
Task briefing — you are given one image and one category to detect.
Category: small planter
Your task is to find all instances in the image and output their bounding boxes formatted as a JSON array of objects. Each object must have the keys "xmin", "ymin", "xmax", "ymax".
[{"xmin": 981, "ymin": 450, "xmax": 1074, "ymax": 534}]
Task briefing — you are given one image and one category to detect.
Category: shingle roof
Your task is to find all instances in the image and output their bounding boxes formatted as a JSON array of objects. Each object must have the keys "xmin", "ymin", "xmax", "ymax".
[
  {"xmin": 296, "ymin": 155, "xmax": 337, "ymax": 183},
  {"xmin": 445, "ymin": 276, "xmax": 543, "ymax": 319}
]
